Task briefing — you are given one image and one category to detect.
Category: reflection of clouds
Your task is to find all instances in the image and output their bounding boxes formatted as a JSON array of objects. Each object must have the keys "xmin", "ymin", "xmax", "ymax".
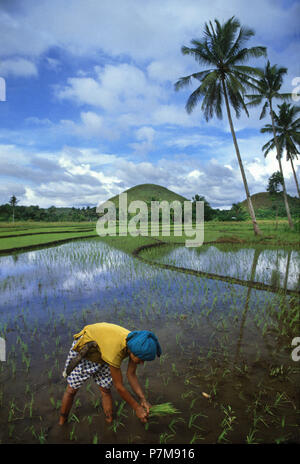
[
  {"xmin": 27, "ymin": 251, "xmax": 37, "ymax": 261},
  {"xmin": 256, "ymin": 250, "xmax": 299, "ymax": 289},
  {"xmin": 161, "ymin": 247, "xmax": 300, "ymax": 290},
  {"xmin": 62, "ymin": 267, "xmax": 108, "ymax": 290},
  {"xmin": 0, "ymin": 240, "xmax": 137, "ymax": 304},
  {"xmin": 0, "ymin": 254, "xmax": 36, "ymax": 278}
]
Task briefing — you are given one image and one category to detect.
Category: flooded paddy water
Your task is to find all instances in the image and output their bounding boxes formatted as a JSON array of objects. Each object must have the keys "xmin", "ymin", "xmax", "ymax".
[{"xmin": 0, "ymin": 238, "xmax": 299, "ymax": 444}]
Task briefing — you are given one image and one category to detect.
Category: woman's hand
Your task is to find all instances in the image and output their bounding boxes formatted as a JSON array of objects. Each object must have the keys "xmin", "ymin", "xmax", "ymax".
[
  {"xmin": 135, "ymin": 404, "xmax": 148, "ymax": 423},
  {"xmin": 140, "ymin": 398, "xmax": 151, "ymax": 415}
]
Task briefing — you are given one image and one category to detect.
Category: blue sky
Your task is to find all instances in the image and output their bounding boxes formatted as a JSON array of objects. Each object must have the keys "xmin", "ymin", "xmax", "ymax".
[{"xmin": 0, "ymin": 0, "xmax": 299, "ymax": 209}]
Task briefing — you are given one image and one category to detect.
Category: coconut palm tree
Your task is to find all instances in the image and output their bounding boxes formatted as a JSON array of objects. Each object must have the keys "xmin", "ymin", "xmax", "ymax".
[
  {"xmin": 246, "ymin": 61, "xmax": 294, "ymax": 228},
  {"xmin": 175, "ymin": 16, "xmax": 266, "ymax": 236},
  {"xmin": 261, "ymin": 102, "xmax": 300, "ymax": 198},
  {"xmin": 9, "ymin": 195, "xmax": 19, "ymax": 223}
]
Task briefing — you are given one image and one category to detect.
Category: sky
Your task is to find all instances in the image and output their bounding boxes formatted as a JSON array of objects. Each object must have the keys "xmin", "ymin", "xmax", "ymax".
[{"xmin": 0, "ymin": 0, "xmax": 299, "ymax": 210}]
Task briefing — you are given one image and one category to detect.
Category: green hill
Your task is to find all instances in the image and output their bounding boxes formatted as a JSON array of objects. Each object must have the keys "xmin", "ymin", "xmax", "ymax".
[
  {"xmin": 241, "ymin": 192, "xmax": 300, "ymax": 217},
  {"xmin": 107, "ymin": 184, "xmax": 190, "ymax": 206}
]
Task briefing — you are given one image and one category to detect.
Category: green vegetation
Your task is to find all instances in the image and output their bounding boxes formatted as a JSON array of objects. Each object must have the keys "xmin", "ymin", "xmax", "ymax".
[
  {"xmin": 0, "ymin": 223, "xmax": 97, "ymax": 253},
  {"xmin": 240, "ymin": 192, "xmax": 300, "ymax": 220},
  {"xmin": 108, "ymin": 183, "xmax": 189, "ymax": 206},
  {"xmin": 149, "ymin": 403, "xmax": 180, "ymax": 417},
  {"xmin": 0, "ymin": 214, "xmax": 299, "ymax": 256},
  {"xmin": 0, "ymin": 204, "xmax": 98, "ymax": 222},
  {"xmin": 1, "ymin": 182, "xmax": 299, "ymax": 230}
]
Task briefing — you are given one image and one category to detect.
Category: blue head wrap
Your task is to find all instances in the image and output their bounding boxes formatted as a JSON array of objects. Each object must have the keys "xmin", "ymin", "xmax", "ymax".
[{"xmin": 126, "ymin": 330, "xmax": 162, "ymax": 361}]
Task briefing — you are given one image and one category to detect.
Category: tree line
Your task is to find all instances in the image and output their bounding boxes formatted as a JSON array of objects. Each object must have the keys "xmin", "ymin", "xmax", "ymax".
[
  {"xmin": 0, "ymin": 198, "xmax": 98, "ymax": 222},
  {"xmin": 2, "ymin": 187, "xmax": 299, "ymax": 223}
]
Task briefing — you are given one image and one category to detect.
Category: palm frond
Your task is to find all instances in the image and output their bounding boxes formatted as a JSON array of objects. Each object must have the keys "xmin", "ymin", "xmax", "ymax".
[
  {"xmin": 259, "ymin": 101, "xmax": 269, "ymax": 119},
  {"xmin": 174, "ymin": 70, "xmax": 212, "ymax": 91},
  {"xmin": 262, "ymin": 139, "xmax": 275, "ymax": 156},
  {"xmin": 228, "ymin": 46, "xmax": 266, "ymax": 65},
  {"xmin": 275, "ymin": 92, "xmax": 293, "ymax": 100},
  {"xmin": 186, "ymin": 85, "xmax": 205, "ymax": 114},
  {"xmin": 260, "ymin": 124, "xmax": 273, "ymax": 134}
]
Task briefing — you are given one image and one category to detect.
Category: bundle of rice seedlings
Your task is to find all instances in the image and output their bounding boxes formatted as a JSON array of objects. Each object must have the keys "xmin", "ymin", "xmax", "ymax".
[{"xmin": 149, "ymin": 402, "xmax": 180, "ymax": 417}]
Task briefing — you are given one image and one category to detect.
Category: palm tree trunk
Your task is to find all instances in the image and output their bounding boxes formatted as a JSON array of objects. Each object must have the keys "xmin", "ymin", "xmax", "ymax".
[
  {"xmin": 269, "ymin": 99, "xmax": 294, "ymax": 229},
  {"xmin": 289, "ymin": 155, "xmax": 300, "ymax": 198},
  {"xmin": 221, "ymin": 79, "xmax": 261, "ymax": 236}
]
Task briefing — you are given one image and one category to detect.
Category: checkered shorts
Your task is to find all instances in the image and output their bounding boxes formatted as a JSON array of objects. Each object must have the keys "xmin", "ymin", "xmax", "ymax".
[{"xmin": 63, "ymin": 340, "xmax": 113, "ymax": 390}]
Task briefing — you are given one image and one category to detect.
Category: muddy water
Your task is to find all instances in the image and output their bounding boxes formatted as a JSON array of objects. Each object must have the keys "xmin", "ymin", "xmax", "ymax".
[{"xmin": 0, "ymin": 238, "xmax": 299, "ymax": 444}]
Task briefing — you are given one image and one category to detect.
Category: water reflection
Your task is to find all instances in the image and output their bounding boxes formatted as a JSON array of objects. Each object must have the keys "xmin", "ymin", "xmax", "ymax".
[
  {"xmin": 234, "ymin": 248, "xmax": 261, "ymax": 363},
  {"xmin": 153, "ymin": 245, "xmax": 300, "ymax": 291}
]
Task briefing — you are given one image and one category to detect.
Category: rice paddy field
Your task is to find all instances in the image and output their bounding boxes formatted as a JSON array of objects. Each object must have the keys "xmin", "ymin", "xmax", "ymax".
[{"xmin": 0, "ymin": 221, "xmax": 299, "ymax": 444}]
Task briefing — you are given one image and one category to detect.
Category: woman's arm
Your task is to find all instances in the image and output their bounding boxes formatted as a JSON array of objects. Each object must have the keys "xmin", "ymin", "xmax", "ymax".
[
  {"xmin": 126, "ymin": 358, "xmax": 151, "ymax": 414},
  {"xmin": 109, "ymin": 364, "xmax": 148, "ymax": 422}
]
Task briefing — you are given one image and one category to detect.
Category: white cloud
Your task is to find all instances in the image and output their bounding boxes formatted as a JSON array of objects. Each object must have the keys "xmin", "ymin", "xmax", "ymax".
[
  {"xmin": 147, "ymin": 58, "xmax": 188, "ymax": 83},
  {"xmin": 0, "ymin": 57, "xmax": 38, "ymax": 77},
  {"xmin": 56, "ymin": 77, "xmax": 104, "ymax": 107},
  {"xmin": 60, "ymin": 111, "xmax": 119, "ymax": 140},
  {"xmin": 1, "ymin": 142, "xmax": 299, "ymax": 208},
  {"xmin": 129, "ymin": 126, "xmax": 156, "ymax": 155},
  {"xmin": 2, "ymin": 0, "xmax": 298, "ymax": 62},
  {"xmin": 57, "ymin": 63, "xmax": 164, "ymax": 113},
  {"xmin": 152, "ymin": 104, "xmax": 199, "ymax": 127}
]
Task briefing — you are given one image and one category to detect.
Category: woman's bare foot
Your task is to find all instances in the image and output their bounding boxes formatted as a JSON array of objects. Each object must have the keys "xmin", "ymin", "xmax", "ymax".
[{"xmin": 104, "ymin": 411, "xmax": 113, "ymax": 424}]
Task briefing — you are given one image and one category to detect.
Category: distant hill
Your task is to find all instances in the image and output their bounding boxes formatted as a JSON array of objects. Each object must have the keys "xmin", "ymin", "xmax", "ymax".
[
  {"xmin": 107, "ymin": 184, "xmax": 190, "ymax": 206},
  {"xmin": 241, "ymin": 192, "xmax": 300, "ymax": 217}
]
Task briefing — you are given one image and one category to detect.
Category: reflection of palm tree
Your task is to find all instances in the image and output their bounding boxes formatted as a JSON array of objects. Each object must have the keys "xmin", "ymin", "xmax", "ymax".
[
  {"xmin": 175, "ymin": 17, "xmax": 266, "ymax": 236},
  {"xmin": 270, "ymin": 249, "xmax": 280, "ymax": 290},
  {"xmin": 234, "ymin": 248, "xmax": 261, "ymax": 363},
  {"xmin": 283, "ymin": 250, "xmax": 291, "ymax": 292}
]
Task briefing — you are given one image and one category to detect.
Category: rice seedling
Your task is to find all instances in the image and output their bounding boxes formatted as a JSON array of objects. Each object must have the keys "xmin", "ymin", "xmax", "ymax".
[
  {"xmin": 188, "ymin": 412, "xmax": 206, "ymax": 432},
  {"xmin": 149, "ymin": 403, "xmax": 180, "ymax": 417},
  {"xmin": 109, "ymin": 418, "xmax": 125, "ymax": 433},
  {"xmin": 92, "ymin": 434, "xmax": 99, "ymax": 444},
  {"xmin": 217, "ymin": 428, "xmax": 229, "ymax": 443},
  {"xmin": 69, "ymin": 424, "xmax": 77, "ymax": 441},
  {"xmin": 85, "ymin": 415, "xmax": 93, "ymax": 425},
  {"xmin": 168, "ymin": 417, "xmax": 185, "ymax": 434},
  {"xmin": 190, "ymin": 432, "xmax": 205, "ymax": 443},
  {"xmin": 159, "ymin": 432, "xmax": 175, "ymax": 444},
  {"xmin": 246, "ymin": 428, "xmax": 259, "ymax": 444},
  {"xmin": 116, "ymin": 400, "xmax": 127, "ymax": 419},
  {"xmin": 8, "ymin": 424, "xmax": 15, "ymax": 438},
  {"xmin": 67, "ymin": 413, "xmax": 79, "ymax": 424}
]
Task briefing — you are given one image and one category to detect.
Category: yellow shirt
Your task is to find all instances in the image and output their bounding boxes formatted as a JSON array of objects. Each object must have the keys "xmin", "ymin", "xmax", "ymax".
[{"xmin": 72, "ymin": 323, "xmax": 130, "ymax": 368}]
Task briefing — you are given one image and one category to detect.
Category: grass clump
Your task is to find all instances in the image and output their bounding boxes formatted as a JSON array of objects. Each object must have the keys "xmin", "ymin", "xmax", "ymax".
[{"xmin": 149, "ymin": 402, "xmax": 180, "ymax": 417}]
